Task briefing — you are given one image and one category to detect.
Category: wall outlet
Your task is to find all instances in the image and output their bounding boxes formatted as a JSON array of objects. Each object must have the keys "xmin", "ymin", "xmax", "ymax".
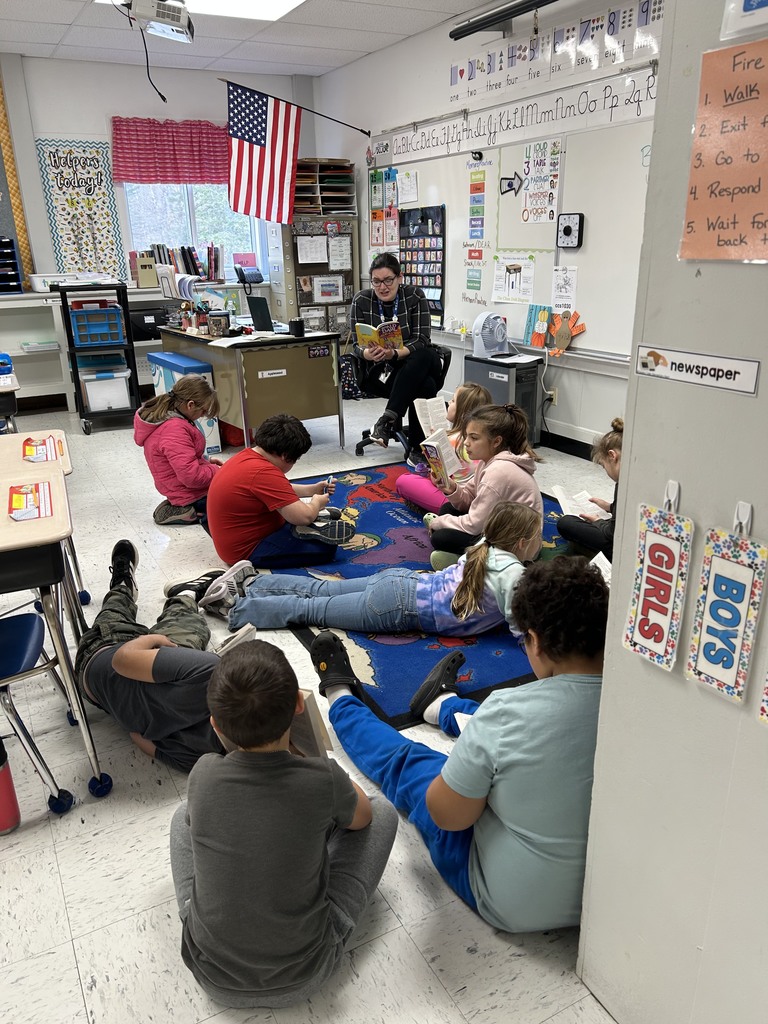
[{"xmin": 549, "ymin": 387, "xmax": 558, "ymax": 406}]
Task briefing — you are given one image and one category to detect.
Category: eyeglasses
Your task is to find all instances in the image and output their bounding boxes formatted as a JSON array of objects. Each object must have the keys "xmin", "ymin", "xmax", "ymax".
[
  {"xmin": 517, "ymin": 633, "xmax": 529, "ymax": 652},
  {"xmin": 371, "ymin": 276, "xmax": 398, "ymax": 288}
]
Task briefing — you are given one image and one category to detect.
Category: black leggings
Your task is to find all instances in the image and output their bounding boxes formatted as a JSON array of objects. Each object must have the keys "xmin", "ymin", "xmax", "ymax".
[
  {"xmin": 363, "ymin": 347, "xmax": 442, "ymax": 446},
  {"xmin": 429, "ymin": 502, "xmax": 481, "ymax": 556},
  {"xmin": 557, "ymin": 515, "xmax": 615, "ymax": 561}
]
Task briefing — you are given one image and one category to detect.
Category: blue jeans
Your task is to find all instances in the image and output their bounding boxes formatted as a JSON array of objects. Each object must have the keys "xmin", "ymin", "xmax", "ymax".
[
  {"xmin": 229, "ymin": 567, "xmax": 431, "ymax": 632},
  {"xmin": 329, "ymin": 695, "xmax": 477, "ymax": 910},
  {"xmin": 247, "ymin": 522, "xmax": 338, "ymax": 570}
]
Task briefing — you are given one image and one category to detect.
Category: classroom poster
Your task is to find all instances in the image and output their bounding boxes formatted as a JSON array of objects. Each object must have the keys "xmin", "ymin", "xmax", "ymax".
[
  {"xmin": 491, "ymin": 250, "xmax": 535, "ymax": 302},
  {"xmin": 35, "ymin": 139, "xmax": 126, "ymax": 279},
  {"xmin": 721, "ymin": 0, "xmax": 768, "ymax": 39},
  {"xmin": 522, "ymin": 138, "xmax": 561, "ymax": 224},
  {"xmin": 680, "ymin": 37, "xmax": 768, "ymax": 262},
  {"xmin": 552, "ymin": 265, "xmax": 578, "ymax": 314},
  {"xmin": 399, "ymin": 205, "xmax": 445, "ymax": 327}
]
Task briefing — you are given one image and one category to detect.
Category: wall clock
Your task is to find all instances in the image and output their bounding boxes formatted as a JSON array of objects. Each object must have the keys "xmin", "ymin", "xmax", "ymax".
[{"xmin": 556, "ymin": 213, "xmax": 585, "ymax": 249}]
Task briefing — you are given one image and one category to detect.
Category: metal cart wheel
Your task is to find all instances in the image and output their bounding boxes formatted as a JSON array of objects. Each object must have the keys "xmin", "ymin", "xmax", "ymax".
[{"xmin": 81, "ymin": 419, "xmax": 92, "ymax": 435}]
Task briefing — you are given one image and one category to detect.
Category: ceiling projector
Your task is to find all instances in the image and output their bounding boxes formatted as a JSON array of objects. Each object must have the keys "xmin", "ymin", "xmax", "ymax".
[{"xmin": 125, "ymin": 0, "xmax": 195, "ymax": 43}]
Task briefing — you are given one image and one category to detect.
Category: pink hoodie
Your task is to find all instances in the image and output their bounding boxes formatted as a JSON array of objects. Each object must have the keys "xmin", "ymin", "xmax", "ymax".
[
  {"xmin": 430, "ymin": 450, "xmax": 543, "ymax": 536},
  {"xmin": 134, "ymin": 410, "xmax": 219, "ymax": 505}
]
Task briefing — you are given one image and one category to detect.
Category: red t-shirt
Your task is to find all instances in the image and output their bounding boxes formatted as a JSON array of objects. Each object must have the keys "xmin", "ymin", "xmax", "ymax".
[{"xmin": 206, "ymin": 449, "xmax": 297, "ymax": 564}]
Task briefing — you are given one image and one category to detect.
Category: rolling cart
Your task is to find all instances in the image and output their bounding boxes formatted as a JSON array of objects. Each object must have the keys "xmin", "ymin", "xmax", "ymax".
[{"xmin": 53, "ymin": 282, "xmax": 141, "ymax": 434}]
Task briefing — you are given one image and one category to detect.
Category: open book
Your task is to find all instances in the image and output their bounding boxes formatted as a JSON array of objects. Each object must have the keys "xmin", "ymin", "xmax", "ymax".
[
  {"xmin": 551, "ymin": 486, "xmax": 612, "ymax": 521},
  {"xmin": 355, "ymin": 321, "xmax": 403, "ymax": 350},
  {"xmin": 413, "ymin": 396, "xmax": 450, "ymax": 436},
  {"xmin": 420, "ymin": 428, "xmax": 464, "ymax": 489},
  {"xmin": 590, "ymin": 551, "xmax": 612, "ymax": 586}
]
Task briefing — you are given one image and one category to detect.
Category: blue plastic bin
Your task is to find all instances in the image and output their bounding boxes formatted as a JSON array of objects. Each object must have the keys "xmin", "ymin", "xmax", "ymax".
[{"xmin": 146, "ymin": 351, "xmax": 221, "ymax": 455}]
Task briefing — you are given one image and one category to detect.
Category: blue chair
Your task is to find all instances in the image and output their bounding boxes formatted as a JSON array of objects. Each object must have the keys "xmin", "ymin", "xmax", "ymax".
[{"xmin": 0, "ymin": 613, "xmax": 112, "ymax": 814}]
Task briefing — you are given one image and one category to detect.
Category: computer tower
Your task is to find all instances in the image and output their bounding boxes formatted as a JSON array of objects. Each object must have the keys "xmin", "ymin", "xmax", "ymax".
[{"xmin": 463, "ymin": 354, "xmax": 544, "ymax": 446}]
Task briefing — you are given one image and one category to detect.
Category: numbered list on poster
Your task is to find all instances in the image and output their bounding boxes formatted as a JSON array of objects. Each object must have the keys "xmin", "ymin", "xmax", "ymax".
[{"xmin": 680, "ymin": 38, "xmax": 768, "ymax": 261}]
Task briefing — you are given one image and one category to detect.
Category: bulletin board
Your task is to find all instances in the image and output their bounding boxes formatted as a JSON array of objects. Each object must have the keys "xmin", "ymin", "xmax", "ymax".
[{"xmin": 391, "ymin": 116, "xmax": 653, "ymax": 357}]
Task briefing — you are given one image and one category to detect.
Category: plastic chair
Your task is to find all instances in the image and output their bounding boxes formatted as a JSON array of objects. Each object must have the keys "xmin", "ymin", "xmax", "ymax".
[
  {"xmin": 354, "ymin": 343, "xmax": 452, "ymax": 457},
  {"xmin": 0, "ymin": 613, "xmax": 112, "ymax": 815}
]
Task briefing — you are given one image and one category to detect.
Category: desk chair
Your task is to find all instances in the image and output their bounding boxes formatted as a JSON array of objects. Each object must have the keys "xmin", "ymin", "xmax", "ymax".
[
  {"xmin": 353, "ymin": 343, "xmax": 452, "ymax": 458},
  {"xmin": 0, "ymin": 613, "xmax": 108, "ymax": 814}
]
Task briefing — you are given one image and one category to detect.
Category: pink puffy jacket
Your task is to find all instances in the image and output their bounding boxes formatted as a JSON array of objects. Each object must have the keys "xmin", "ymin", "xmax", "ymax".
[{"xmin": 134, "ymin": 411, "xmax": 219, "ymax": 505}]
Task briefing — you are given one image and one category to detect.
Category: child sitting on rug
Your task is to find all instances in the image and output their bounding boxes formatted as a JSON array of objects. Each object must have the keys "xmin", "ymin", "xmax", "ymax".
[
  {"xmin": 205, "ymin": 413, "xmax": 355, "ymax": 569},
  {"xmin": 134, "ymin": 374, "xmax": 223, "ymax": 527},
  {"xmin": 309, "ymin": 555, "xmax": 609, "ymax": 935},
  {"xmin": 426, "ymin": 403, "xmax": 543, "ymax": 566},
  {"xmin": 556, "ymin": 417, "xmax": 623, "ymax": 563},
  {"xmin": 169, "ymin": 639, "xmax": 398, "ymax": 1007},
  {"xmin": 194, "ymin": 502, "xmax": 541, "ymax": 637},
  {"xmin": 395, "ymin": 381, "xmax": 492, "ymax": 515}
]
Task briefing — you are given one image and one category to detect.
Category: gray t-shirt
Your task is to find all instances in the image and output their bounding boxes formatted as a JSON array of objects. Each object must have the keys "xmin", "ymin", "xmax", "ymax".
[
  {"xmin": 181, "ymin": 750, "xmax": 358, "ymax": 1000},
  {"xmin": 85, "ymin": 645, "xmax": 223, "ymax": 772}
]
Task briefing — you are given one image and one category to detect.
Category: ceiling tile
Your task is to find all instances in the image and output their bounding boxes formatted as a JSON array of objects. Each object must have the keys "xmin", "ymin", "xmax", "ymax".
[
  {"xmin": 0, "ymin": 41, "xmax": 57, "ymax": 57},
  {"xmin": 251, "ymin": 23, "xmax": 406, "ymax": 51},
  {"xmin": 0, "ymin": 20, "xmax": 69, "ymax": 44},
  {"xmin": 283, "ymin": 0, "xmax": 453, "ymax": 34},
  {"xmin": 206, "ymin": 58, "xmax": 327, "ymax": 77},
  {"xmin": 224, "ymin": 39, "xmax": 368, "ymax": 68}
]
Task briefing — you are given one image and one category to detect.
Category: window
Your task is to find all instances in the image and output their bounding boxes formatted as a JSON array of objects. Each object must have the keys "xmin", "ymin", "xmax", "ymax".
[{"xmin": 124, "ymin": 183, "xmax": 268, "ymax": 280}]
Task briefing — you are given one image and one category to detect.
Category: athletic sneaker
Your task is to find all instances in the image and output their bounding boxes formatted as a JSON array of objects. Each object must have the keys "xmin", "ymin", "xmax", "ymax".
[
  {"xmin": 430, "ymin": 550, "xmax": 459, "ymax": 571},
  {"xmin": 198, "ymin": 560, "xmax": 258, "ymax": 617},
  {"xmin": 292, "ymin": 519, "xmax": 356, "ymax": 546},
  {"xmin": 370, "ymin": 411, "xmax": 400, "ymax": 447},
  {"xmin": 153, "ymin": 499, "xmax": 198, "ymax": 526},
  {"xmin": 406, "ymin": 450, "xmax": 428, "ymax": 473},
  {"xmin": 164, "ymin": 569, "xmax": 225, "ymax": 604},
  {"xmin": 110, "ymin": 539, "xmax": 139, "ymax": 599},
  {"xmin": 423, "ymin": 512, "xmax": 437, "ymax": 528}
]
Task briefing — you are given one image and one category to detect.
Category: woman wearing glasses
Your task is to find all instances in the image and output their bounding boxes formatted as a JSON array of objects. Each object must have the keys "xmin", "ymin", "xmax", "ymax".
[{"xmin": 350, "ymin": 253, "xmax": 442, "ymax": 451}]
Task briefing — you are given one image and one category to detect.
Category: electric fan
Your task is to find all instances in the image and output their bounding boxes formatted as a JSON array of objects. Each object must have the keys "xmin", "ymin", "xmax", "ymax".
[{"xmin": 472, "ymin": 312, "xmax": 509, "ymax": 357}]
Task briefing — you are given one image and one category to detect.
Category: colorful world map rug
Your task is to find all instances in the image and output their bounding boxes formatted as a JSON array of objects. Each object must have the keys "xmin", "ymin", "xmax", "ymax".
[{"xmin": 276, "ymin": 463, "xmax": 565, "ymax": 729}]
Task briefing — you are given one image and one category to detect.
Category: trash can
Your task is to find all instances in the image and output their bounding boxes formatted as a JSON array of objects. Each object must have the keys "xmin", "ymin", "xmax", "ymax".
[{"xmin": 146, "ymin": 352, "xmax": 222, "ymax": 455}]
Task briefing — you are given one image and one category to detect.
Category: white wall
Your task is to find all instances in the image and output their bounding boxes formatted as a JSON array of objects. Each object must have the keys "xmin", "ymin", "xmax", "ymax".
[
  {"xmin": 313, "ymin": 7, "xmax": 634, "ymax": 442},
  {"xmin": 578, "ymin": 2, "xmax": 768, "ymax": 1021}
]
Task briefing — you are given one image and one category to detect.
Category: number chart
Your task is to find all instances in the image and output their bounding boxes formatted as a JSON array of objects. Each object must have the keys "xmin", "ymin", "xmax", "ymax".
[{"xmin": 680, "ymin": 37, "xmax": 768, "ymax": 261}]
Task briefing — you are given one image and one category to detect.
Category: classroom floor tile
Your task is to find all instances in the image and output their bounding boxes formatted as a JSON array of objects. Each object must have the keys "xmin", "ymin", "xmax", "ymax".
[{"xmin": 0, "ymin": 402, "xmax": 615, "ymax": 1024}]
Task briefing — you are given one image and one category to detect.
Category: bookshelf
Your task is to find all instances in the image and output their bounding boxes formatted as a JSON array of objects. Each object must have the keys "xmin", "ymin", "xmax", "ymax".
[{"xmin": 294, "ymin": 159, "xmax": 357, "ymax": 217}]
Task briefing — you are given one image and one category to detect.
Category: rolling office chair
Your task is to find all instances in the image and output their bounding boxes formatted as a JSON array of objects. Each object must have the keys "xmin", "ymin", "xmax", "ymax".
[{"xmin": 353, "ymin": 343, "xmax": 452, "ymax": 457}]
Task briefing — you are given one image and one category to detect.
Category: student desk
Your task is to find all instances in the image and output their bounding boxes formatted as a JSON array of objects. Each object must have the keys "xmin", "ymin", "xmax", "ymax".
[
  {"xmin": 158, "ymin": 328, "xmax": 345, "ymax": 447},
  {"xmin": 0, "ymin": 430, "xmax": 88, "ymax": 635},
  {"xmin": 0, "ymin": 461, "xmax": 111, "ymax": 804}
]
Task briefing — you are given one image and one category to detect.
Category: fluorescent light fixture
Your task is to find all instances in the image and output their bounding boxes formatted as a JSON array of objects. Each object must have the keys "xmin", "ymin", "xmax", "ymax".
[
  {"xmin": 449, "ymin": 0, "xmax": 560, "ymax": 41},
  {"xmin": 94, "ymin": 0, "xmax": 304, "ymax": 18}
]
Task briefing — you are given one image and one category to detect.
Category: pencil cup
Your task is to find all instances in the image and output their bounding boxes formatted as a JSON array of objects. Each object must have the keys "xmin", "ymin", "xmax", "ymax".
[{"xmin": 289, "ymin": 318, "xmax": 305, "ymax": 337}]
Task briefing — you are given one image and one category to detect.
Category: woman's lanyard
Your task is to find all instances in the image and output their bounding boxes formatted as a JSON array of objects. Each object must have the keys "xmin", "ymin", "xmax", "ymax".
[{"xmin": 377, "ymin": 289, "xmax": 400, "ymax": 324}]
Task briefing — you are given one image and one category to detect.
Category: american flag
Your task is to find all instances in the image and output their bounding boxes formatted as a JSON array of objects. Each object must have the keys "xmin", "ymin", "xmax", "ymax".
[{"xmin": 227, "ymin": 82, "xmax": 302, "ymax": 225}]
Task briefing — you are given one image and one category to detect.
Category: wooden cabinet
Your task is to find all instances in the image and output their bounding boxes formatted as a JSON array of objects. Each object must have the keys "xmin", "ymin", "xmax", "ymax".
[{"xmin": 294, "ymin": 159, "xmax": 357, "ymax": 217}]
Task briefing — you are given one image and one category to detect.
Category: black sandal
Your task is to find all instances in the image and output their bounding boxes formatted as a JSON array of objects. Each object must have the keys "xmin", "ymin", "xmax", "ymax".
[
  {"xmin": 310, "ymin": 630, "xmax": 366, "ymax": 700},
  {"xmin": 409, "ymin": 651, "xmax": 466, "ymax": 718}
]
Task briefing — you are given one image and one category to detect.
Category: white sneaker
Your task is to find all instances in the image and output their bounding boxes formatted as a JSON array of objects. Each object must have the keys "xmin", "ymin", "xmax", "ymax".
[{"xmin": 199, "ymin": 560, "xmax": 257, "ymax": 611}]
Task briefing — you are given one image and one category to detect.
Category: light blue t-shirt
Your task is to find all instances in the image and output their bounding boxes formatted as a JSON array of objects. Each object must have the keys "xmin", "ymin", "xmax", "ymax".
[{"xmin": 441, "ymin": 673, "xmax": 602, "ymax": 932}]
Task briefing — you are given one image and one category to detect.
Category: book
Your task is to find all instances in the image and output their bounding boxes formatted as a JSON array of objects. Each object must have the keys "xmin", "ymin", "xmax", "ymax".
[
  {"xmin": 551, "ymin": 485, "xmax": 612, "ymax": 521},
  {"xmin": 413, "ymin": 396, "xmax": 450, "ymax": 436},
  {"xmin": 355, "ymin": 320, "xmax": 403, "ymax": 350},
  {"xmin": 590, "ymin": 551, "xmax": 612, "ymax": 586},
  {"xmin": 420, "ymin": 428, "xmax": 463, "ymax": 489}
]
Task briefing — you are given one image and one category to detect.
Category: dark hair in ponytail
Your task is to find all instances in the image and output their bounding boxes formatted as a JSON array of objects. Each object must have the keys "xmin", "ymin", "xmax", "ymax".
[{"xmin": 467, "ymin": 404, "xmax": 542, "ymax": 461}]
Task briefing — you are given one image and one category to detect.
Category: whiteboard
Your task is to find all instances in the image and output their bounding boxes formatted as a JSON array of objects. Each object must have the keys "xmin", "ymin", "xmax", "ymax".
[{"xmin": 394, "ymin": 118, "xmax": 653, "ymax": 356}]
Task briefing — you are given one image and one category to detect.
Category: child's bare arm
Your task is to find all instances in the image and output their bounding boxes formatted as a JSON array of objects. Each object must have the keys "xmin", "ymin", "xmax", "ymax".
[
  {"xmin": 111, "ymin": 634, "xmax": 177, "ymax": 682},
  {"xmin": 425, "ymin": 774, "xmax": 486, "ymax": 831},
  {"xmin": 346, "ymin": 781, "xmax": 373, "ymax": 831}
]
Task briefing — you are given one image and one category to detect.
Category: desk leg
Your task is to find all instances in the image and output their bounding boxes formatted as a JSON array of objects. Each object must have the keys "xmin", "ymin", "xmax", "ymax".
[
  {"xmin": 63, "ymin": 535, "xmax": 90, "ymax": 604},
  {"xmin": 236, "ymin": 352, "xmax": 251, "ymax": 446},
  {"xmin": 0, "ymin": 688, "xmax": 69, "ymax": 807},
  {"xmin": 40, "ymin": 588, "xmax": 112, "ymax": 798},
  {"xmin": 61, "ymin": 561, "xmax": 87, "ymax": 642},
  {"xmin": 335, "ymin": 338, "xmax": 345, "ymax": 448}
]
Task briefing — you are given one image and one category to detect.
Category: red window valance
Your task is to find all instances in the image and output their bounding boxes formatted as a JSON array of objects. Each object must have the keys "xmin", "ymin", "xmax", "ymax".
[{"xmin": 111, "ymin": 117, "xmax": 228, "ymax": 184}]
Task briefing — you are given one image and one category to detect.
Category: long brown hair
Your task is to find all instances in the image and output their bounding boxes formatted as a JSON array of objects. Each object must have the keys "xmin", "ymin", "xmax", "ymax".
[
  {"xmin": 467, "ymin": 404, "xmax": 542, "ymax": 462},
  {"xmin": 450, "ymin": 381, "xmax": 492, "ymax": 439},
  {"xmin": 139, "ymin": 373, "xmax": 219, "ymax": 424},
  {"xmin": 451, "ymin": 501, "xmax": 542, "ymax": 620}
]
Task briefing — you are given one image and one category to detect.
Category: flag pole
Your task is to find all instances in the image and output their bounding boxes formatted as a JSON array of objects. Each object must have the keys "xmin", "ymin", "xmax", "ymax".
[{"xmin": 220, "ymin": 80, "xmax": 371, "ymax": 138}]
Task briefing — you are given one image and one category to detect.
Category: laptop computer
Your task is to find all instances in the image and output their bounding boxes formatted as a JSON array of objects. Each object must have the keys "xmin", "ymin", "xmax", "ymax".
[{"xmin": 246, "ymin": 295, "xmax": 274, "ymax": 332}]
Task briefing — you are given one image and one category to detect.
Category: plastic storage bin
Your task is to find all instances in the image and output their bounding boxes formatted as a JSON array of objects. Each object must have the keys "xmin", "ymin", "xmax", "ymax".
[
  {"xmin": 81, "ymin": 369, "xmax": 132, "ymax": 412},
  {"xmin": 146, "ymin": 351, "xmax": 221, "ymax": 454},
  {"xmin": 70, "ymin": 307, "xmax": 126, "ymax": 348}
]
